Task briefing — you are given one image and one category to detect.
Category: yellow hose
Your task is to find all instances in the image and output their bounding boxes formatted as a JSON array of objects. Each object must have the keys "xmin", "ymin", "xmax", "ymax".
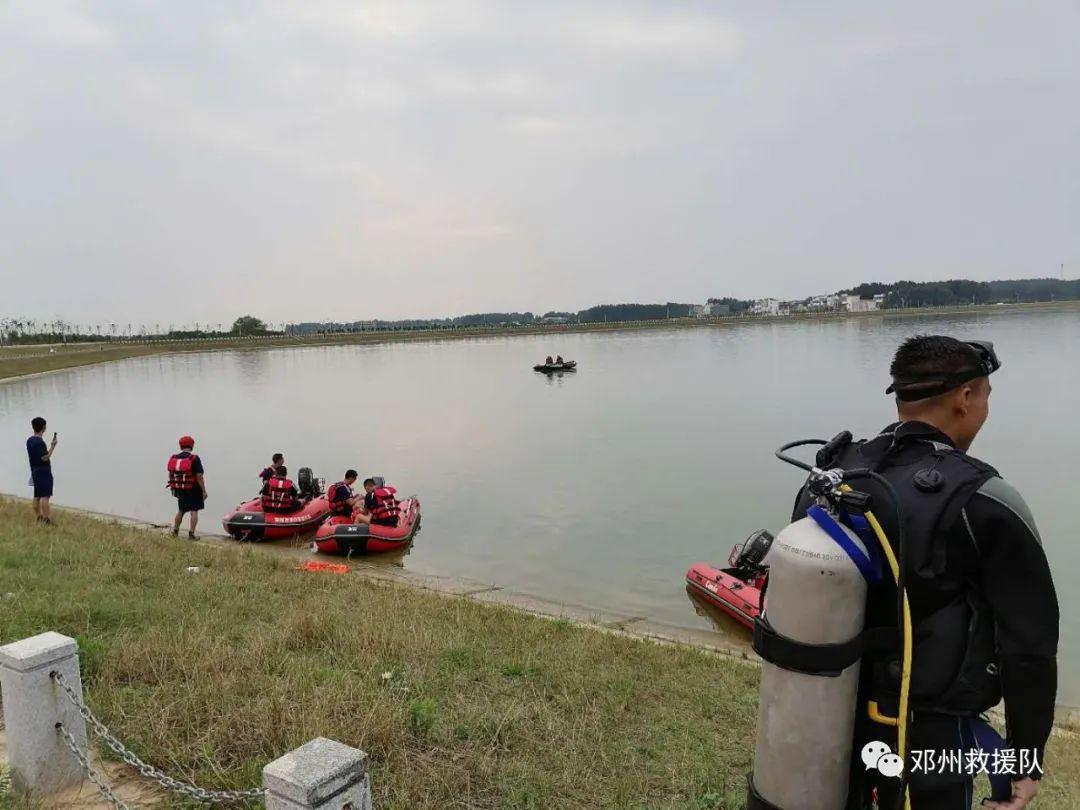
[{"xmin": 842, "ymin": 484, "xmax": 913, "ymax": 810}]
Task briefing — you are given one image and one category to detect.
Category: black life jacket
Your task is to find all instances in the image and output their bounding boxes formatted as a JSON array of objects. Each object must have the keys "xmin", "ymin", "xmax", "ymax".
[{"xmin": 812, "ymin": 424, "xmax": 1001, "ymax": 715}]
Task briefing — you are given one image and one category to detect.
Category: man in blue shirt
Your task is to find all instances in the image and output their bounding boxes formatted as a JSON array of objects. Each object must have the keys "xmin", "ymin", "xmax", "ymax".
[{"xmin": 27, "ymin": 416, "xmax": 58, "ymax": 525}]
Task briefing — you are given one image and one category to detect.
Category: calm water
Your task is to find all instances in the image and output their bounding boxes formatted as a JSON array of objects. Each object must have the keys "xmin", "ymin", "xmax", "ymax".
[{"xmin": 2, "ymin": 309, "xmax": 1077, "ymax": 704}]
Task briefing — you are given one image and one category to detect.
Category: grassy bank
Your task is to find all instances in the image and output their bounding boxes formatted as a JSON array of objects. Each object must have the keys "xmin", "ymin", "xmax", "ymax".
[
  {"xmin": 0, "ymin": 500, "xmax": 762, "ymax": 809},
  {"xmin": 3, "ymin": 300, "xmax": 1078, "ymax": 382},
  {"xmin": 2, "ymin": 503, "xmax": 1079, "ymax": 809}
]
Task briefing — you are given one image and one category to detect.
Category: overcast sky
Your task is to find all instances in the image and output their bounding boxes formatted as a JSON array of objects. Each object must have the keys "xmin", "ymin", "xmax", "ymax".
[{"xmin": 3, "ymin": 2, "xmax": 1077, "ymax": 325}]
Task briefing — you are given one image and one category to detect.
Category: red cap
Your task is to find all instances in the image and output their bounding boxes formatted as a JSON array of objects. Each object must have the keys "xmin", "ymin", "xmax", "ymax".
[{"xmin": 178, "ymin": 435, "xmax": 195, "ymax": 449}]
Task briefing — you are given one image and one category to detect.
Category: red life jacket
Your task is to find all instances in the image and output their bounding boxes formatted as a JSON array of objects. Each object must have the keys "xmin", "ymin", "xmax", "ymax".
[
  {"xmin": 167, "ymin": 453, "xmax": 198, "ymax": 491},
  {"xmin": 262, "ymin": 476, "xmax": 298, "ymax": 512},
  {"xmin": 371, "ymin": 486, "xmax": 401, "ymax": 524},
  {"xmin": 327, "ymin": 481, "xmax": 353, "ymax": 515}
]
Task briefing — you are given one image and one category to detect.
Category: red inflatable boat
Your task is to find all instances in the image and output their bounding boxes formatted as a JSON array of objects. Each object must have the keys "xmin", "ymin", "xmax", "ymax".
[
  {"xmin": 312, "ymin": 497, "xmax": 421, "ymax": 555},
  {"xmin": 685, "ymin": 530, "xmax": 773, "ymax": 631},
  {"xmin": 222, "ymin": 467, "xmax": 331, "ymax": 541}
]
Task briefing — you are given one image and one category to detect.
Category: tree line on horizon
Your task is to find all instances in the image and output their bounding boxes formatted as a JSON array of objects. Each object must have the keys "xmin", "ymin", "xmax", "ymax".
[
  {"xmin": 840, "ymin": 277, "xmax": 1080, "ymax": 308},
  {"xmin": 3, "ymin": 278, "xmax": 1078, "ymax": 344}
]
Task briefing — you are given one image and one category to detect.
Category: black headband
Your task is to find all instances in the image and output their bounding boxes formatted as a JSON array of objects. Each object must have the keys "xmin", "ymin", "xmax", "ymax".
[{"xmin": 886, "ymin": 340, "xmax": 1001, "ymax": 402}]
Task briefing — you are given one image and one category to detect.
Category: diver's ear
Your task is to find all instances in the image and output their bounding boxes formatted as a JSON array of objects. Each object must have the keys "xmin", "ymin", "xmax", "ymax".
[{"xmin": 954, "ymin": 383, "xmax": 973, "ymax": 416}]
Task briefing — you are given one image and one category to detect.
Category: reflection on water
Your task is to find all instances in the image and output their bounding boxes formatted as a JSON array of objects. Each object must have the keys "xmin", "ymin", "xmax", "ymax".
[
  {"xmin": 1, "ymin": 309, "xmax": 1077, "ymax": 704},
  {"xmin": 686, "ymin": 588, "xmax": 755, "ymax": 643}
]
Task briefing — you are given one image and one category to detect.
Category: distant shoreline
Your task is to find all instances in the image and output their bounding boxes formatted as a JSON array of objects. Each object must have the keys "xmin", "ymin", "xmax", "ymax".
[{"xmin": 2, "ymin": 299, "xmax": 1077, "ymax": 383}]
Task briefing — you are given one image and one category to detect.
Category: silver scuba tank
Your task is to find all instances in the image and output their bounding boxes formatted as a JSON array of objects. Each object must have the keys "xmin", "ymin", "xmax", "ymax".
[{"xmin": 747, "ymin": 513, "xmax": 869, "ymax": 810}]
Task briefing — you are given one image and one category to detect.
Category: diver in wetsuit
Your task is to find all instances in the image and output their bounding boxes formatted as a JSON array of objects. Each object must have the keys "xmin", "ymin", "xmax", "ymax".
[{"xmin": 793, "ymin": 336, "xmax": 1058, "ymax": 810}]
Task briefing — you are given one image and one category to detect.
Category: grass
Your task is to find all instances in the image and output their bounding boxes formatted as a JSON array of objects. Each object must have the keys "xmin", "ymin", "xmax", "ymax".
[
  {"xmin": 0, "ymin": 499, "xmax": 764, "ymax": 808},
  {"xmin": 2, "ymin": 502, "xmax": 1077, "ymax": 808},
  {"xmin": 4, "ymin": 300, "xmax": 1078, "ymax": 382}
]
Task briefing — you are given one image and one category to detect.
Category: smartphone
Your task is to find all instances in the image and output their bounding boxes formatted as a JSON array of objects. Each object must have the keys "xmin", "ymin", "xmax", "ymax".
[{"xmin": 53, "ymin": 432, "xmax": 58, "ymax": 440}]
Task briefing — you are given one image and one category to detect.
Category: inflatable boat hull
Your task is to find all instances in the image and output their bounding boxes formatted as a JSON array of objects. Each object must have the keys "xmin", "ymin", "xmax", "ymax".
[
  {"xmin": 223, "ymin": 495, "xmax": 332, "ymax": 541},
  {"xmin": 685, "ymin": 562, "xmax": 764, "ymax": 630},
  {"xmin": 312, "ymin": 497, "xmax": 421, "ymax": 555},
  {"xmin": 533, "ymin": 361, "xmax": 577, "ymax": 372}
]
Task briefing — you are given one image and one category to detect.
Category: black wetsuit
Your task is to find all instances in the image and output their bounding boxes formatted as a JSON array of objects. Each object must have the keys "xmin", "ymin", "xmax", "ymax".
[{"xmin": 794, "ymin": 421, "xmax": 1058, "ymax": 809}]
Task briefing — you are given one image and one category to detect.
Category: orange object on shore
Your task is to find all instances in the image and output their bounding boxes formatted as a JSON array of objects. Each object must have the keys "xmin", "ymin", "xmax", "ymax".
[{"xmin": 300, "ymin": 560, "xmax": 349, "ymax": 575}]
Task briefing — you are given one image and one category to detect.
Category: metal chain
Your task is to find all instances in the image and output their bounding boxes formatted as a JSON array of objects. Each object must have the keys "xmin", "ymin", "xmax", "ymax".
[
  {"xmin": 52, "ymin": 671, "xmax": 265, "ymax": 803},
  {"xmin": 56, "ymin": 722, "xmax": 133, "ymax": 810}
]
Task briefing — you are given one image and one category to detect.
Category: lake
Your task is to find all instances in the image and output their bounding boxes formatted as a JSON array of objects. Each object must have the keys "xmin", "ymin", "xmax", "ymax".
[{"xmin": 2, "ymin": 308, "xmax": 1077, "ymax": 705}]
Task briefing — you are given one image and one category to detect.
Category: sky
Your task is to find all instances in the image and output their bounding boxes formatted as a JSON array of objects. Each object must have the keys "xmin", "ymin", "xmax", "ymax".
[{"xmin": 2, "ymin": 1, "xmax": 1078, "ymax": 325}]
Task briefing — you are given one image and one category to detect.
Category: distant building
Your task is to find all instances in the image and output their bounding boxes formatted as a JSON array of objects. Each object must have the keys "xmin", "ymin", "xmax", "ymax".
[
  {"xmin": 806, "ymin": 294, "xmax": 841, "ymax": 312},
  {"xmin": 751, "ymin": 298, "xmax": 781, "ymax": 316},
  {"xmin": 843, "ymin": 294, "xmax": 880, "ymax": 313},
  {"xmin": 704, "ymin": 302, "xmax": 730, "ymax": 319}
]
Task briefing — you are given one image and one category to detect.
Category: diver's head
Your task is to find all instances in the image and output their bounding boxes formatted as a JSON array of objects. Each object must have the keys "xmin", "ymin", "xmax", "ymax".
[
  {"xmin": 887, "ymin": 335, "xmax": 1000, "ymax": 451},
  {"xmin": 363, "ymin": 478, "xmax": 376, "ymax": 492},
  {"xmin": 344, "ymin": 469, "xmax": 358, "ymax": 484},
  {"xmin": 272, "ymin": 453, "xmax": 284, "ymax": 465},
  {"xmin": 275, "ymin": 465, "xmax": 288, "ymax": 477}
]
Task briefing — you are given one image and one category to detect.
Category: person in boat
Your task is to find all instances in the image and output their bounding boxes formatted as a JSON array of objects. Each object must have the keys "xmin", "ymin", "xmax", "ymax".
[
  {"xmin": 545, "ymin": 355, "xmax": 554, "ymax": 365},
  {"xmin": 167, "ymin": 435, "xmax": 206, "ymax": 539},
  {"xmin": 352, "ymin": 477, "xmax": 402, "ymax": 527},
  {"xmin": 555, "ymin": 355, "xmax": 564, "ymax": 364},
  {"xmin": 327, "ymin": 470, "xmax": 361, "ymax": 516},
  {"xmin": 791, "ymin": 337, "xmax": 1058, "ymax": 810},
  {"xmin": 259, "ymin": 453, "xmax": 284, "ymax": 484},
  {"xmin": 260, "ymin": 465, "xmax": 303, "ymax": 513}
]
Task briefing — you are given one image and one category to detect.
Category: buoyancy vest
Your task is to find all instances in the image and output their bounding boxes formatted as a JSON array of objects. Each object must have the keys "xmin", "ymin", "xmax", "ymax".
[
  {"xmin": 167, "ymin": 453, "xmax": 198, "ymax": 491},
  {"xmin": 327, "ymin": 481, "xmax": 354, "ymax": 515},
  {"xmin": 371, "ymin": 486, "xmax": 401, "ymax": 525},
  {"xmin": 262, "ymin": 476, "xmax": 299, "ymax": 512},
  {"xmin": 259, "ymin": 466, "xmax": 276, "ymax": 482},
  {"xmin": 812, "ymin": 425, "xmax": 1001, "ymax": 715}
]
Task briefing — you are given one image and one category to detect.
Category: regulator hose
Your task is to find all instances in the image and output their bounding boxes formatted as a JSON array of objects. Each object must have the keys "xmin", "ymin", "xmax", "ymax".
[{"xmin": 842, "ymin": 478, "xmax": 913, "ymax": 810}]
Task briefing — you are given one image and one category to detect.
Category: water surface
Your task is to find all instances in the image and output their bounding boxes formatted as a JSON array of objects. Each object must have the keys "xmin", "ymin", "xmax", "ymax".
[{"xmin": 2, "ymin": 309, "xmax": 1076, "ymax": 703}]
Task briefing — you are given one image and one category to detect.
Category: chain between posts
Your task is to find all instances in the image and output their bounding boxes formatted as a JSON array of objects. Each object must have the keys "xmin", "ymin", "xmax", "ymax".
[
  {"xmin": 51, "ymin": 670, "xmax": 265, "ymax": 804},
  {"xmin": 56, "ymin": 722, "xmax": 133, "ymax": 810}
]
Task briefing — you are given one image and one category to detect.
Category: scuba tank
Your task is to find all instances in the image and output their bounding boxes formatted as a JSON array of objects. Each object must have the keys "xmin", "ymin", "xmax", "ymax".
[
  {"xmin": 747, "ymin": 435, "xmax": 903, "ymax": 810},
  {"xmin": 748, "ymin": 515, "xmax": 869, "ymax": 809}
]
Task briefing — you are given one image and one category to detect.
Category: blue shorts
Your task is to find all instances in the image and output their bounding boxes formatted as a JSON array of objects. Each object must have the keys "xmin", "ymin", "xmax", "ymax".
[{"xmin": 32, "ymin": 467, "xmax": 54, "ymax": 499}]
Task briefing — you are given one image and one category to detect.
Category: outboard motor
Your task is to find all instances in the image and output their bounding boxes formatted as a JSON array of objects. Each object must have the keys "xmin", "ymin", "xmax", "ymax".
[
  {"xmin": 297, "ymin": 467, "xmax": 315, "ymax": 498},
  {"xmin": 371, "ymin": 476, "xmax": 385, "ymax": 487},
  {"xmin": 728, "ymin": 529, "xmax": 774, "ymax": 572}
]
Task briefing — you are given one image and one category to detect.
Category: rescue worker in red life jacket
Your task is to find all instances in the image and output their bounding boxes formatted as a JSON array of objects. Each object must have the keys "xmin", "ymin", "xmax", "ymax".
[
  {"xmin": 260, "ymin": 465, "xmax": 302, "ymax": 513},
  {"xmin": 167, "ymin": 436, "xmax": 207, "ymax": 539},
  {"xmin": 353, "ymin": 477, "xmax": 401, "ymax": 527},
  {"xmin": 259, "ymin": 453, "xmax": 284, "ymax": 485},
  {"xmin": 789, "ymin": 337, "xmax": 1058, "ymax": 810},
  {"xmin": 327, "ymin": 470, "xmax": 361, "ymax": 516}
]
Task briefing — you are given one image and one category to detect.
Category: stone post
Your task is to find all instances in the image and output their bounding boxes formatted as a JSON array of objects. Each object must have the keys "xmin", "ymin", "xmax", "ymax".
[
  {"xmin": 0, "ymin": 631, "xmax": 89, "ymax": 795},
  {"xmin": 262, "ymin": 737, "xmax": 372, "ymax": 810}
]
